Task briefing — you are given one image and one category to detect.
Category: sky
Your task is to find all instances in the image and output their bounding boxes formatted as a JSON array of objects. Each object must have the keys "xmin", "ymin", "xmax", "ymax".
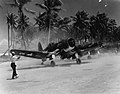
[{"xmin": 0, "ymin": 0, "xmax": 120, "ymax": 41}]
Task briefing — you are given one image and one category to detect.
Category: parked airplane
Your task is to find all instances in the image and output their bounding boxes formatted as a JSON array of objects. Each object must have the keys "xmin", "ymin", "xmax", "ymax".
[{"xmin": 10, "ymin": 38, "xmax": 102, "ymax": 66}]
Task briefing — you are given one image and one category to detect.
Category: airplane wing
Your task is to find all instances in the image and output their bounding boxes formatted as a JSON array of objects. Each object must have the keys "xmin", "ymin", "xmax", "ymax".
[
  {"xmin": 10, "ymin": 49, "xmax": 60, "ymax": 66},
  {"xmin": 77, "ymin": 42, "xmax": 103, "ymax": 56},
  {"xmin": 10, "ymin": 49, "xmax": 49, "ymax": 59}
]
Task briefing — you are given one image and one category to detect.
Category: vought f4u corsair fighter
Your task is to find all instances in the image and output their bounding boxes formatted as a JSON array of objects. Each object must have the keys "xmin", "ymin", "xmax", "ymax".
[{"xmin": 10, "ymin": 38, "xmax": 102, "ymax": 66}]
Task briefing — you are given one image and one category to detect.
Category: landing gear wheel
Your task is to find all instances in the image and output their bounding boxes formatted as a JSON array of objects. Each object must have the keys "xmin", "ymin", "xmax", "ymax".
[
  {"xmin": 41, "ymin": 62, "xmax": 44, "ymax": 65},
  {"xmin": 17, "ymin": 56, "xmax": 21, "ymax": 59},
  {"xmin": 51, "ymin": 61, "xmax": 55, "ymax": 66},
  {"xmin": 41, "ymin": 60, "xmax": 44, "ymax": 65},
  {"xmin": 76, "ymin": 58, "xmax": 81, "ymax": 64},
  {"xmin": 87, "ymin": 55, "xmax": 91, "ymax": 59}
]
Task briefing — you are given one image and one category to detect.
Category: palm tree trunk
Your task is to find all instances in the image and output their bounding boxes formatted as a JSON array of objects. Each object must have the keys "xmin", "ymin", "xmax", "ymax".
[
  {"xmin": 48, "ymin": 25, "xmax": 51, "ymax": 44},
  {"xmin": 11, "ymin": 26, "xmax": 15, "ymax": 49},
  {"xmin": 11, "ymin": 27, "xmax": 12, "ymax": 48},
  {"xmin": 47, "ymin": 11, "xmax": 51, "ymax": 45},
  {"xmin": 8, "ymin": 25, "xmax": 10, "ymax": 56},
  {"xmin": 12, "ymin": 29, "xmax": 15, "ymax": 49},
  {"xmin": 22, "ymin": 31, "xmax": 27, "ymax": 49}
]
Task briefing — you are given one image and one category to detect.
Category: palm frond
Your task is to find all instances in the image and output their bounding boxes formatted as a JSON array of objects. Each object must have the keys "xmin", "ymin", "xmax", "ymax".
[
  {"xmin": 14, "ymin": 0, "xmax": 20, "ymax": 6},
  {"xmin": 18, "ymin": 0, "xmax": 32, "ymax": 6},
  {"xmin": 51, "ymin": 7, "xmax": 62, "ymax": 12},
  {"xmin": 5, "ymin": 3, "xmax": 18, "ymax": 7},
  {"xmin": 38, "ymin": 12, "xmax": 46, "ymax": 18},
  {"xmin": 70, "ymin": 16, "xmax": 77, "ymax": 21},
  {"xmin": 54, "ymin": 0, "xmax": 63, "ymax": 7},
  {"xmin": 35, "ymin": 3, "xmax": 48, "ymax": 10},
  {"xmin": 24, "ymin": 7, "xmax": 36, "ymax": 14}
]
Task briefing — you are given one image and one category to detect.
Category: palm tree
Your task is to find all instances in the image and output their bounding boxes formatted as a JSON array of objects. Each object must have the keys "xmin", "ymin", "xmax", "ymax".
[
  {"xmin": 107, "ymin": 19, "xmax": 117, "ymax": 42},
  {"xmin": 6, "ymin": 0, "xmax": 32, "ymax": 17},
  {"xmin": 54, "ymin": 16, "xmax": 72, "ymax": 40},
  {"xmin": 71, "ymin": 11, "xmax": 90, "ymax": 42},
  {"xmin": 89, "ymin": 15, "xmax": 98, "ymax": 42},
  {"xmin": 24, "ymin": 23, "xmax": 37, "ymax": 49},
  {"xmin": 6, "ymin": 0, "xmax": 32, "ymax": 49},
  {"xmin": 55, "ymin": 17, "xmax": 71, "ymax": 31},
  {"xmin": 34, "ymin": 12, "xmax": 70, "ymax": 42},
  {"xmin": 115, "ymin": 26, "xmax": 120, "ymax": 42},
  {"xmin": 89, "ymin": 12, "xmax": 109, "ymax": 43},
  {"xmin": 35, "ymin": 0, "xmax": 63, "ymax": 44},
  {"xmin": 17, "ymin": 13, "xmax": 29, "ymax": 49},
  {"xmin": 96, "ymin": 12, "xmax": 109, "ymax": 42},
  {"xmin": 34, "ymin": 12, "xmax": 46, "ymax": 31},
  {"xmin": 6, "ymin": 14, "xmax": 10, "ymax": 56},
  {"xmin": 6, "ymin": 13, "xmax": 17, "ymax": 49}
]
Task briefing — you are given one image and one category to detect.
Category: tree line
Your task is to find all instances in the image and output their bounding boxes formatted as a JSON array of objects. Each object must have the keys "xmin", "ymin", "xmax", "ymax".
[{"xmin": 4, "ymin": 0, "xmax": 120, "ymax": 50}]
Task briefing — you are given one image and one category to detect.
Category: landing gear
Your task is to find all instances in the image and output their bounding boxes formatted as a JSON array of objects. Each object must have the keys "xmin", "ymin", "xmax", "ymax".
[
  {"xmin": 87, "ymin": 55, "xmax": 91, "ymax": 59},
  {"xmin": 41, "ymin": 58, "xmax": 47, "ymax": 65},
  {"xmin": 76, "ymin": 58, "xmax": 81, "ymax": 64},
  {"xmin": 87, "ymin": 51, "xmax": 91, "ymax": 59},
  {"xmin": 41, "ymin": 62, "xmax": 44, "ymax": 65},
  {"xmin": 75, "ymin": 53, "xmax": 81, "ymax": 64},
  {"xmin": 51, "ymin": 60, "xmax": 55, "ymax": 66}
]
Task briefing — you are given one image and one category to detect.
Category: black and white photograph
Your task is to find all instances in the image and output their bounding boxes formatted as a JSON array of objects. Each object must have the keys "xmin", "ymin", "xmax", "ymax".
[{"xmin": 0, "ymin": 0, "xmax": 120, "ymax": 94}]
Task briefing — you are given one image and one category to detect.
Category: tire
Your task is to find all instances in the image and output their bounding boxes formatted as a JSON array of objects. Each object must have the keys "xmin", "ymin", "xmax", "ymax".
[
  {"xmin": 51, "ymin": 61, "xmax": 55, "ymax": 66},
  {"xmin": 87, "ymin": 55, "xmax": 91, "ymax": 59},
  {"xmin": 41, "ymin": 62, "xmax": 44, "ymax": 65},
  {"xmin": 76, "ymin": 58, "xmax": 81, "ymax": 64}
]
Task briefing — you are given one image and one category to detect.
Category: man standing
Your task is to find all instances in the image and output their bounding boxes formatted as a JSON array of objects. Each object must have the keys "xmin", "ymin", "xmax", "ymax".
[{"xmin": 10, "ymin": 55, "xmax": 19, "ymax": 79}]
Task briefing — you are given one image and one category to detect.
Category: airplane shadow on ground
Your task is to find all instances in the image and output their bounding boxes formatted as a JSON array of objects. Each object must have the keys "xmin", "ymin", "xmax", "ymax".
[{"xmin": 16, "ymin": 61, "xmax": 91, "ymax": 71}]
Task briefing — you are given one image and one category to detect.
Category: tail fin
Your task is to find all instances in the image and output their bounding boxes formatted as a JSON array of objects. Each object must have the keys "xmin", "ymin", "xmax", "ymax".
[{"xmin": 38, "ymin": 42, "xmax": 43, "ymax": 51}]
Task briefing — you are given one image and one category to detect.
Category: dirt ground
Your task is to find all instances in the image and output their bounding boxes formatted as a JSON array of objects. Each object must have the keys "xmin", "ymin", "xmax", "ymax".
[{"xmin": 0, "ymin": 53, "xmax": 120, "ymax": 94}]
